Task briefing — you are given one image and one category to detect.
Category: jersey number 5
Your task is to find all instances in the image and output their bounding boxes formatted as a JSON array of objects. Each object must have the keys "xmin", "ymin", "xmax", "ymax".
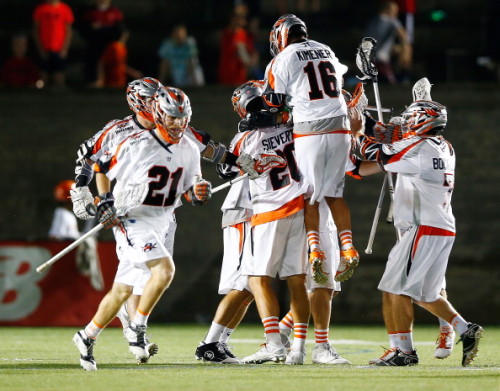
[
  {"xmin": 144, "ymin": 165, "xmax": 184, "ymax": 207},
  {"xmin": 303, "ymin": 61, "xmax": 339, "ymax": 100}
]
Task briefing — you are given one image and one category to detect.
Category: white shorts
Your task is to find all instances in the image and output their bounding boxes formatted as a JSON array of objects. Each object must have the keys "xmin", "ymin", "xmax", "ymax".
[
  {"xmin": 307, "ymin": 202, "xmax": 341, "ymax": 292},
  {"xmin": 114, "ymin": 218, "xmax": 177, "ymax": 293},
  {"xmin": 243, "ymin": 210, "xmax": 307, "ymax": 279},
  {"xmin": 378, "ymin": 225, "xmax": 455, "ymax": 302},
  {"xmin": 218, "ymin": 222, "xmax": 251, "ymax": 295},
  {"xmin": 294, "ymin": 132, "xmax": 350, "ymax": 204}
]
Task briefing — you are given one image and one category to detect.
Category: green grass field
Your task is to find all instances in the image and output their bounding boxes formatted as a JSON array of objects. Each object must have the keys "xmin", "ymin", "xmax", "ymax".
[{"xmin": 1, "ymin": 324, "xmax": 498, "ymax": 391}]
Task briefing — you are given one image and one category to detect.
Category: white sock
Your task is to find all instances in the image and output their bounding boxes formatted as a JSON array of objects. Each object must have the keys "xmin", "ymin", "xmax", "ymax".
[
  {"xmin": 204, "ymin": 322, "xmax": 225, "ymax": 344},
  {"xmin": 388, "ymin": 332, "xmax": 399, "ymax": 349},
  {"xmin": 398, "ymin": 331, "xmax": 414, "ymax": 353},
  {"xmin": 450, "ymin": 313, "xmax": 468, "ymax": 335},
  {"xmin": 220, "ymin": 327, "xmax": 234, "ymax": 344}
]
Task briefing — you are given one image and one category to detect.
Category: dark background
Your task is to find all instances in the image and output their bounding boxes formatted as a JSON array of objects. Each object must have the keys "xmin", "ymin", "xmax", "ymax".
[{"xmin": 0, "ymin": 0, "xmax": 499, "ymax": 325}]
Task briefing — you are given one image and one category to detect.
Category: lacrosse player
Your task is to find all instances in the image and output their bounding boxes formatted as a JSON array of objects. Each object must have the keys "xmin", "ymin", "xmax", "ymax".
[
  {"xmin": 264, "ymin": 14, "xmax": 359, "ymax": 286},
  {"xmin": 71, "ymin": 76, "xmax": 162, "ymax": 356},
  {"xmin": 350, "ymin": 83, "xmax": 483, "ymax": 367},
  {"xmin": 72, "ymin": 86, "xmax": 212, "ymax": 371},
  {"xmin": 211, "ymin": 80, "xmax": 309, "ymax": 366}
]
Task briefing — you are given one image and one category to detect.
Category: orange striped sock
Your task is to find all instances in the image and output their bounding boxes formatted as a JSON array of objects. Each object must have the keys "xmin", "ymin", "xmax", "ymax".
[
  {"xmin": 279, "ymin": 311, "xmax": 294, "ymax": 333},
  {"xmin": 339, "ymin": 230, "xmax": 353, "ymax": 250},
  {"xmin": 291, "ymin": 323, "xmax": 308, "ymax": 350},
  {"xmin": 132, "ymin": 308, "xmax": 150, "ymax": 326},
  {"xmin": 263, "ymin": 316, "xmax": 281, "ymax": 346},
  {"xmin": 307, "ymin": 231, "xmax": 321, "ymax": 251},
  {"xmin": 315, "ymin": 328, "xmax": 329, "ymax": 344},
  {"xmin": 84, "ymin": 319, "xmax": 104, "ymax": 339}
]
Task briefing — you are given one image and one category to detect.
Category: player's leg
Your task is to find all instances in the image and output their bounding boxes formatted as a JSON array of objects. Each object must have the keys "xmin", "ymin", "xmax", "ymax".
[
  {"xmin": 196, "ymin": 289, "xmax": 252, "ymax": 364},
  {"xmin": 369, "ymin": 291, "xmax": 399, "ymax": 364},
  {"xmin": 434, "ymin": 288, "xmax": 455, "ymax": 359},
  {"xmin": 416, "ymin": 297, "xmax": 483, "ymax": 366},
  {"xmin": 73, "ymin": 282, "xmax": 133, "ymax": 371}
]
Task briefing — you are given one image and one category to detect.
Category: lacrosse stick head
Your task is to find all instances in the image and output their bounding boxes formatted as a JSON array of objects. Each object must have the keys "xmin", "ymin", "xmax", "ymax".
[
  {"xmin": 412, "ymin": 77, "xmax": 433, "ymax": 102},
  {"xmin": 356, "ymin": 37, "xmax": 378, "ymax": 81},
  {"xmin": 114, "ymin": 183, "xmax": 149, "ymax": 215},
  {"xmin": 254, "ymin": 151, "xmax": 287, "ymax": 173},
  {"xmin": 346, "ymin": 82, "xmax": 368, "ymax": 111},
  {"xmin": 127, "ymin": 77, "xmax": 162, "ymax": 122},
  {"xmin": 269, "ymin": 14, "xmax": 307, "ymax": 57},
  {"xmin": 401, "ymin": 100, "xmax": 447, "ymax": 136}
]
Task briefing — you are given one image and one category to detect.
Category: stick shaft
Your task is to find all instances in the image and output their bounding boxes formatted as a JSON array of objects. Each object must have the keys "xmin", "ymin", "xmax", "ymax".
[
  {"xmin": 212, "ymin": 173, "xmax": 249, "ymax": 194},
  {"xmin": 36, "ymin": 224, "xmax": 104, "ymax": 273},
  {"xmin": 365, "ymin": 175, "xmax": 387, "ymax": 254}
]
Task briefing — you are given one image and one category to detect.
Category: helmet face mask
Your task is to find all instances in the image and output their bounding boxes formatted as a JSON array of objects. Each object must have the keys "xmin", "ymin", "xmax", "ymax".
[
  {"xmin": 126, "ymin": 77, "xmax": 162, "ymax": 122},
  {"xmin": 269, "ymin": 14, "xmax": 307, "ymax": 57},
  {"xmin": 152, "ymin": 86, "xmax": 192, "ymax": 143},
  {"xmin": 402, "ymin": 100, "xmax": 447, "ymax": 136}
]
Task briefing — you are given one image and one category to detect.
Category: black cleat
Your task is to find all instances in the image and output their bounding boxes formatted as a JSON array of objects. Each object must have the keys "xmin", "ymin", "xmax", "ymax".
[
  {"xmin": 195, "ymin": 341, "xmax": 240, "ymax": 364},
  {"xmin": 458, "ymin": 323, "xmax": 484, "ymax": 366},
  {"xmin": 376, "ymin": 349, "xmax": 419, "ymax": 366}
]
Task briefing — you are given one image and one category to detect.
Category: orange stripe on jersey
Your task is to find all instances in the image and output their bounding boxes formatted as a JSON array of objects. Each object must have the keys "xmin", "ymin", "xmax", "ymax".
[
  {"xmin": 251, "ymin": 195, "xmax": 304, "ymax": 226},
  {"xmin": 232, "ymin": 132, "xmax": 252, "ymax": 157},
  {"xmin": 187, "ymin": 126, "xmax": 203, "ymax": 143},
  {"xmin": 411, "ymin": 225, "xmax": 456, "ymax": 259},
  {"xmin": 92, "ymin": 119, "xmax": 129, "ymax": 155},
  {"xmin": 266, "ymin": 58, "xmax": 277, "ymax": 90},
  {"xmin": 293, "ymin": 129, "xmax": 351, "ymax": 138},
  {"xmin": 387, "ymin": 139, "xmax": 426, "ymax": 164},
  {"xmin": 234, "ymin": 222, "xmax": 245, "ymax": 254}
]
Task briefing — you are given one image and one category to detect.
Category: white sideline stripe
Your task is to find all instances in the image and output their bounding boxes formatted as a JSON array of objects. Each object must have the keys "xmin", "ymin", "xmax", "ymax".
[{"xmin": 230, "ymin": 338, "xmax": 435, "ymax": 346}]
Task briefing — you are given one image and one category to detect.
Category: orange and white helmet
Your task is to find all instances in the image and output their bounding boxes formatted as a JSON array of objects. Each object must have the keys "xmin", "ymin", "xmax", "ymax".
[
  {"xmin": 402, "ymin": 100, "xmax": 447, "ymax": 136},
  {"xmin": 54, "ymin": 180, "xmax": 75, "ymax": 202},
  {"xmin": 126, "ymin": 77, "xmax": 163, "ymax": 122},
  {"xmin": 152, "ymin": 86, "xmax": 192, "ymax": 143},
  {"xmin": 269, "ymin": 14, "xmax": 307, "ymax": 57},
  {"xmin": 231, "ymin": 80, "xmax": 266, "ymax": 118}
]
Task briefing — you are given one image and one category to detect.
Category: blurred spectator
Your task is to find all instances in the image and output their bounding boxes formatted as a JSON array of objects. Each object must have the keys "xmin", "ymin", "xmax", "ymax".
[
  {"xmin": 274, "ymin": 0, "xmax": 320, "ymax": 14},
  {"xmin": 157, "ymin": 23, "xmax": 205, "ymax": 87},
  {"xmin": 0, "ymin": 33, "xmax": 42, "ymax": 88},
  {"xmin": 95, "ymin": 30, "xmax": 143, "ymax": 88},
  {"xmin": 49, "ymin": 180, "xmax": 80, "ymax": 241},
  {"xmin": 48, "ymin": 179, "xmax": 104, "ymax": 290},
  {"xmin": 365, "ymin": 0, "xmax": 412, "ymax": 84},
  {"xmin": 217, "ymin": 4, "xmax": 259, "ymax": 86},
  {"xmin": 77, "ymin": 0, "xmax": 125, "ymax": 87},
  {"xmin": 32, "ymin": 0, "xmax": 74, "ymax": 90}
]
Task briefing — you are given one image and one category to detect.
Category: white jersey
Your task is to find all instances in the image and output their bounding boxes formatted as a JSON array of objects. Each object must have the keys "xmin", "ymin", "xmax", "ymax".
[
  {"xmin": 48, "ymin": 207, "xmax": 80, "ymax": 240},
  {"xmin": 183, "ymin": 125, "xmax": 210, "ymax": 153},
  {"xmin": 230, "ymin": 123, "xmax": 306, "ymax": 225},
  {"xmin": 97, "ymin": 129, "xmax": 202, "ymax": 223},
  {"xmin": 266, "ymin": 39, "xmax": 348, "ymax": 124},
  {"xmin": 85, "ymin": 115, "xmax": 146, "ymax": 163},
  {"xmin": 381, "ymin": 136, "xmax": 456, "ymax": 232}
]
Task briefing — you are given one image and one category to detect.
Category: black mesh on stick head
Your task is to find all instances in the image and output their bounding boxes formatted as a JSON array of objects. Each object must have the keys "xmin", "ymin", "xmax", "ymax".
[{"xmin": 356, "ymin": 37, "xmax": 378, "ymax": 81}]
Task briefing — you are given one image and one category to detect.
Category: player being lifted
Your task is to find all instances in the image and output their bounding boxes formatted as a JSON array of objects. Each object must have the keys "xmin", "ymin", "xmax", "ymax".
[
  {"xmin": 264, "ymin": 14, "xmax": 359, "ymax": 285},
  {"xmin": 72, "ymin": 86, "xmax": 212, "ymax": 371},
  {"xmin": 348, "ymin": 79, "xmax": 483, "ymax": 367}
]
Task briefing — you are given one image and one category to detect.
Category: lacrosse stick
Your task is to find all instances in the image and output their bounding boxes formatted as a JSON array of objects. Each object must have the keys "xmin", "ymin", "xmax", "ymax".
[
  {"xmin": 212, "ymin": 173, "xmax": 249, "ymax": 194},
  {"xmin": 356, "ymin": 37, "xmax": 400, "ymax": 245},
  {"xmin": 213, "ymin": 151, "xmax": 287, "ymax": 194},
  {"xmin": 36, "ymin": 183, "xmax": 149, "ymax": 273},
  {"xmin": 365, "ymin": 174, "xmax": 387, "ymax": 254}
]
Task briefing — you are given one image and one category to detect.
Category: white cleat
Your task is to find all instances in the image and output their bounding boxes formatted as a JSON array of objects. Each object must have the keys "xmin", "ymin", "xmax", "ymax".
[
  {"xmin": 241, "ymin": 343, "xmax": 287, "ymax": 364},
  {"xmin": 434, "ymin": 330, "xmax": 455, "ymax": 359},
  {"xmin": 368, "ymin": 347, "xmax": 397, "ymax": 365},
  {"xmin": 312, "ymin": 342, "xmax": 351, "ymax": 364},
  {"xmin": 285, "ymin": 347, "xmax": 306, "ymax": 365},
  {"xmin": 123, "ymin": 323, "xmax": 150, "ymax": 363},
  {"xmin": 72, "ymin": 331, "xmax": 97, "ymax": 371}
]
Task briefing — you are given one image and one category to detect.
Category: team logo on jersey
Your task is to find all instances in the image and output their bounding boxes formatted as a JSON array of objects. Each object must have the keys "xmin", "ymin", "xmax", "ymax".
[{"xmin": 142, "ymin": 242, "xmax": 157, "ymax": 252}]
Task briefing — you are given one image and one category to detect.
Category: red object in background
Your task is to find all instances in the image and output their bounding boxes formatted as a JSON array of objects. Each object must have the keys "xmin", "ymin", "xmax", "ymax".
[
  {"xmin": 0, "ymin": 241, "xmax": 119, "ymax": 326},
  {"xmin": 396, "ymin": 0, "xmax": 416, "ymax": 13}
]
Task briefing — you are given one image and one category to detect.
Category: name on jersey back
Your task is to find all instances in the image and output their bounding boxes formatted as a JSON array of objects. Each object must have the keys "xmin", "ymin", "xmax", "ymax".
[
  {"xmin": 261, "ymin": 129, "xmax": 292, "ymax": 150},
  {"xmin": 295, "ymin": 49, "xmax": 332, "ymax": 62}
]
